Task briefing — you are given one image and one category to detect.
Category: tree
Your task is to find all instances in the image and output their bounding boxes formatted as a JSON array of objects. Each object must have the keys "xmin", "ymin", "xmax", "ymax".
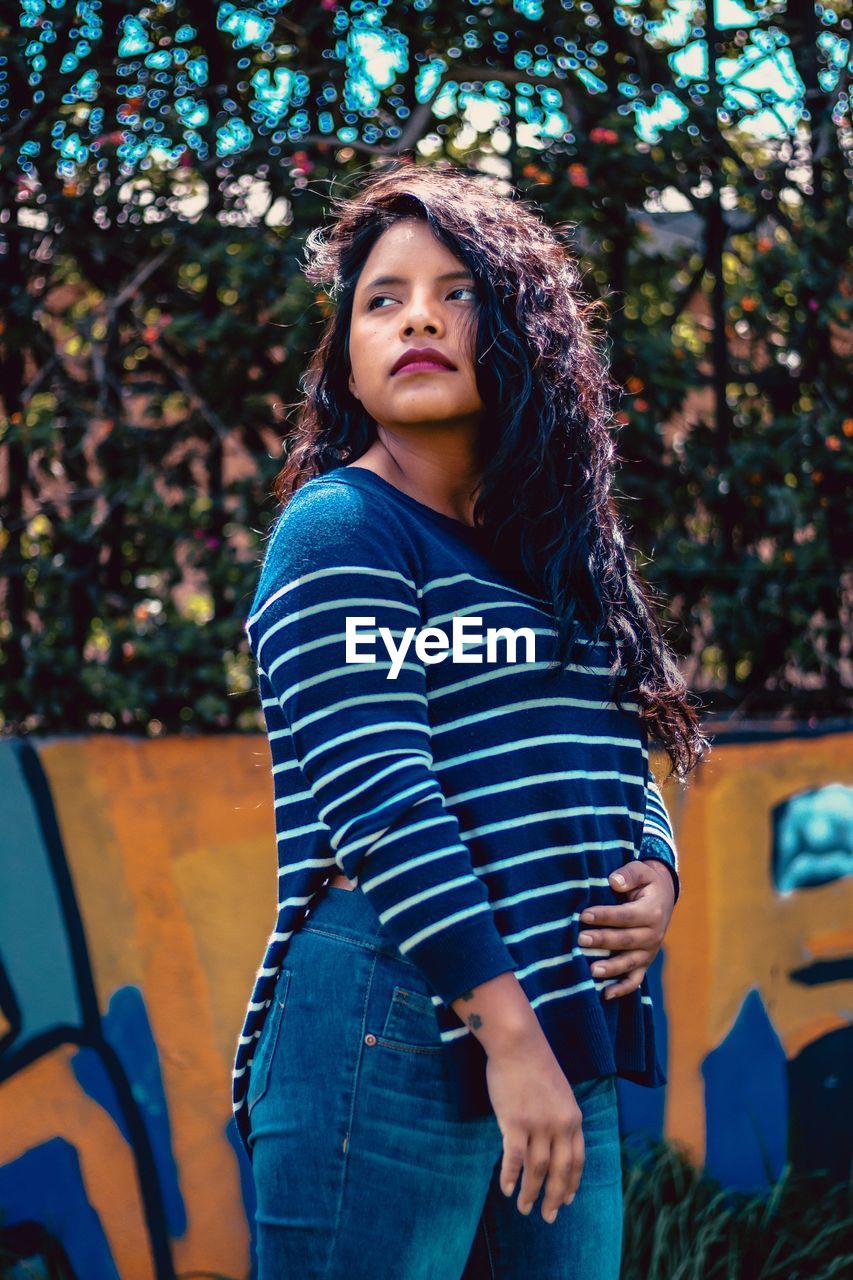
[{"xmin": 1, "ymin": 1, "xmax": 850, "ymax": 734}]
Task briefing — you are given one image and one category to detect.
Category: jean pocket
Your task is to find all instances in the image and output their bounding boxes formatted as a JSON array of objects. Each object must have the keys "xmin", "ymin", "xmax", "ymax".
[
  {"xmin": 247, "ymin": 968, "xmax": 292, "ymax": 1117},
  {"xmin": 378, "ymin": 984, "xmax": 443, "ymax": 1055}
]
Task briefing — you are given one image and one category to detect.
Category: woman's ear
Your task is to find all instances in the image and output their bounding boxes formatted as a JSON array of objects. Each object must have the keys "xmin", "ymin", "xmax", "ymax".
[{"xmin": 348, "ymin": 369, "xmax": 360, "ymax": 402}]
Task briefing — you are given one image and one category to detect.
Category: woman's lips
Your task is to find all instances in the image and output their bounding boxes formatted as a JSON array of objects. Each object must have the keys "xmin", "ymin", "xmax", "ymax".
[{"xmin": 392, "ymin": 360, "xmax": 456, "ymax": 376}]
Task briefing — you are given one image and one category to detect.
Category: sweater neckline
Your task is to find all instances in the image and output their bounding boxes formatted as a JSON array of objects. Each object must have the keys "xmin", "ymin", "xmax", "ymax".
[{"xmin": 319, "ymin": 465, "xmax": 491, "ymax": 549}]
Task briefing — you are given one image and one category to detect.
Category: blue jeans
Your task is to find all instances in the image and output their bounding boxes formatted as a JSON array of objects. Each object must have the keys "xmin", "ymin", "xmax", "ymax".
[{"xmin": 247, "ymin": 885, "xmax": 623, "ymax": 1279}]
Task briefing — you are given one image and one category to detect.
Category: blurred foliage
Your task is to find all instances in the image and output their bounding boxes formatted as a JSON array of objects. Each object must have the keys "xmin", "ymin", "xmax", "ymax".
[
  {"xmin": 0, "ymin": 1, "xmax": 851, "ymax": 735},
  {"xmin": 620, "ymin": 1140, "xmax": 853, "ymax": 1280}
]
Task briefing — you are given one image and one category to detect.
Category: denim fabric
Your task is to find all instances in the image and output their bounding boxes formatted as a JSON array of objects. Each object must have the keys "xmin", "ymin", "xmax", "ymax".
[{"xmin": 248, "ymin": 885, "xmax": 623, "ymax": 1280}]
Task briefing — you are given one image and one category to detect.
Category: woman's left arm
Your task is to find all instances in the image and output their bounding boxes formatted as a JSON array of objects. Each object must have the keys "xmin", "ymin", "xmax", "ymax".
[{"xmin": 577, "ymin": 773, "xmax": 679, "ymax": 1000}]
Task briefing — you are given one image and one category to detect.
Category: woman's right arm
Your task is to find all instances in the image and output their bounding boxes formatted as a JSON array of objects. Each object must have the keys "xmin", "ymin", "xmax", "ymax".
[{"xmin": 451, "ymin": 973, "xmax": 585, "ymax": 1222}]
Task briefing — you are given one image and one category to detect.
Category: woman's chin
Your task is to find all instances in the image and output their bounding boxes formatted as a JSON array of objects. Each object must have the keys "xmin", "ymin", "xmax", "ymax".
[{"xmin": 371, "ymin": 399, "xmax": 484, "ymax": 428}]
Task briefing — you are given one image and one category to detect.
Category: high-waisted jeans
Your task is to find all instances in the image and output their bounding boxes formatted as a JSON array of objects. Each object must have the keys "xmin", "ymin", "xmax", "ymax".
[{"xmin": 247, "ymin": 884, "xmax": 623, "ymax": 1280}]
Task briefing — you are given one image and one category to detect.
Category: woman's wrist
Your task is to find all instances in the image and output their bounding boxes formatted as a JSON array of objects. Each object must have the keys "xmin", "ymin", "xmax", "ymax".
[{"xmin": 450, "ymin": 971, "xmax": 545, "ymax": 1057}]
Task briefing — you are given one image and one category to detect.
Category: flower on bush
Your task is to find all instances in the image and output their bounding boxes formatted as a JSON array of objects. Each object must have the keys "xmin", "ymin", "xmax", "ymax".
[{"xmin": 291, "ymin": 149, "xmax": 313, "ymax": 175}]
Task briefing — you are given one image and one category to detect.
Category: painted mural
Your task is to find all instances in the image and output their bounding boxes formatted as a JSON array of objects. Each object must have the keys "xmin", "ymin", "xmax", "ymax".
[{"xmin": 0, "ymin": 729, "xmax": 850, "ymax": 1277}]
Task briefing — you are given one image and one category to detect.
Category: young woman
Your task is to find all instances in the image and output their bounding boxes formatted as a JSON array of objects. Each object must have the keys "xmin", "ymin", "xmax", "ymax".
[{"xmin": 233, "ymin": 161, "xmax": 707, "ymax": 1280}]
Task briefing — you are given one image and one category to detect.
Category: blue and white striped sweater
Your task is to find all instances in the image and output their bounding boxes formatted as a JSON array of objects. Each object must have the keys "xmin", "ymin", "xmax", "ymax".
[{"xmin": 232, "ymin": 466, "xmax": 679, "ymax": 1155}]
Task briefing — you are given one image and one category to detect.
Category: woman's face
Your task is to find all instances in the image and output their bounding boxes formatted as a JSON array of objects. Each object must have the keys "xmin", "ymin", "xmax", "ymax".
[{"xmin": 347, "ymin": 217, "xmax": 484, "ymax": 438}]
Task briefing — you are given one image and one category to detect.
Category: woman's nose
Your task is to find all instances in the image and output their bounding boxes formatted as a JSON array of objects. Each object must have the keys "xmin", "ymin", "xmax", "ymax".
[
  {"xmin": 401, "ymin": 304, "xmax": 443, "ymax": 336},
  {"xmin": 403, "ymin": 318, "xmax": 439, "ymax": 335}
]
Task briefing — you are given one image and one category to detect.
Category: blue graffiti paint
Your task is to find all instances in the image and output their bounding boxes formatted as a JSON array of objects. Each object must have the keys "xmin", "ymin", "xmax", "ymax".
[
  {"xmin": 71, "ymin": 985, "xmax": 187, "ymax": 1238},
  {"xmin": 0, "ymin": 1137, "xmax": 119, "ymax": 1278},
  {"xmin": 0, "ymin": 743, "xmax": 85, "ymax": 1052},
  {"xmin": 702, "ymin": 988, "xmax": 788, "ymax": 1192},
  {"xmin": 788, "ymin": 1026, "xmax": 852, "ymax": 1183},
  {"xmin": 772, "ymin": 783, "xmax": 853, "ymax": 892}
]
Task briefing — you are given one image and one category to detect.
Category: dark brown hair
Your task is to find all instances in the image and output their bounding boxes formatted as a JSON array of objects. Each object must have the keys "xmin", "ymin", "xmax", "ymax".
[{"xmin": 274, "ymin": 160, "xmax": 708, "ymax": 780}]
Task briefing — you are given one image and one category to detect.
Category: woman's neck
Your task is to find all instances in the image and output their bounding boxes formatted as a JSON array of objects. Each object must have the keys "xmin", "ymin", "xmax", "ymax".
[{"xmin": 345, "ymin": 440, "xmax": 482, "ymax": 527}]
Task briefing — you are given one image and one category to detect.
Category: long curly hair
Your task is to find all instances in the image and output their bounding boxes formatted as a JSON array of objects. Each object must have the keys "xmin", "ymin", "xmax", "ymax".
[{"xmin": 274, "ymin": 160, "xmax": 708, "ymax": 780}]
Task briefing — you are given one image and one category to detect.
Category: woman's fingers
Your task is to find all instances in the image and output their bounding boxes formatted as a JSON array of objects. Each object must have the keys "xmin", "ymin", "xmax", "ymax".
[
  {"xmin": 516, "ymin": 1134, "xmax": 553, "ymax": 1217},
  {"xmin": 580, "ymin": 901, "xmax": 648, "ymax": 928},
  {"xmin": 578, "ymin": 926, "xmax": 654, "ymax": 951},
  {"xmin": 602, "ymin": 967, "xmax": 648, "ymax": 1000},
  {"xmin": 589, "ymin": 950, "xmax": 648, "ymax": 980},
  {"xmin": 564, "ymin": 1122, "xmax": 585, "ymax": 1203},
  {"xmin": 500, "ymin": 1130, "xmax": 527, "ymax": 1198},
  {"xmin": 541, "ymin": 1130, "xmax": 576, "ymax": 1222}
]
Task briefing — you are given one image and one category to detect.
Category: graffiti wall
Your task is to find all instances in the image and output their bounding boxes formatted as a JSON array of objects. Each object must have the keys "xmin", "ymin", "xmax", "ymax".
[
  {"xmin": 655, "ymin": 728, "xmax": 852, "ymax": 1192},
  {"xmin": 1, "ymin": 728, "xmax": 850, "ymax": 1278}
]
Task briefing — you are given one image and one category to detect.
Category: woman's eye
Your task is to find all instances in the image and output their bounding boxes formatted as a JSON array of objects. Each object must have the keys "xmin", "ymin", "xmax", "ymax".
[{"xmin": 367, "ymin": 287, "xmax": 476, "ymax": 310}]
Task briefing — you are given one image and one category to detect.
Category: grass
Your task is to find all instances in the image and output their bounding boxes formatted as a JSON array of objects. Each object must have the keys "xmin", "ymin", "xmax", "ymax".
[{"xmin": 620, "ymin": 1141, "xmax": 853, "ymax": 1280}]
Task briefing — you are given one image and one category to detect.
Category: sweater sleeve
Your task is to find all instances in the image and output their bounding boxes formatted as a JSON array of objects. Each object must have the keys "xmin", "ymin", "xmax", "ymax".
[
  {"xmin": 246, "ymin": 480, "xmax": 518, "ymax": 1006},
  {"xmin": 637, "ymin": 772, "xmax": 680, "ymax": 904}
]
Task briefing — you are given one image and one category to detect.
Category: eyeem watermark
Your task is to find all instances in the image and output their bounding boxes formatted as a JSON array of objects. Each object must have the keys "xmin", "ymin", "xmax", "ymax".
[{"xmin": 345, "ymin": 615, "xmax": 536, "ymax": 679}]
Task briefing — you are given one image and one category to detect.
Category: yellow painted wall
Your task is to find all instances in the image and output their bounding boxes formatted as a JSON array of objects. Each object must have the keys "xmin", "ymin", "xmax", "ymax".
[
  {"xmin": 660, "ymin": 730, "xmax": 853, "ymax": 1162},
  {"xmin": 1, "ymin": 729, "xmax": 850, "ymax": 1275}
]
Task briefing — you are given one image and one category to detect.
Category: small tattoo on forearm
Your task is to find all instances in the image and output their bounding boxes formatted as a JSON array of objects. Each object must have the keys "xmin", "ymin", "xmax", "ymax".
[
  {"xmin": 466, "ymin": 1013, "xmax": 482, "ymax": 1030},
  {"xmin": 459, "ymin": 990, "xmax": 476, "ymax": 1001}
]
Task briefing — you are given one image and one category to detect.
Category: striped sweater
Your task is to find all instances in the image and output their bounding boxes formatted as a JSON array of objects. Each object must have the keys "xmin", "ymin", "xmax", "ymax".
[{"xmin": 232, "ymin": 465, "xmax": 679, "ymax": 1156}]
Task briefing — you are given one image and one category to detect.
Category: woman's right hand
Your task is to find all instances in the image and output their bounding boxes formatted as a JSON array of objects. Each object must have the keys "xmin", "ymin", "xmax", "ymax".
[
  {"xmin": 485, "ymin": 1034, "xmax": 585, "ymax": 1223},
  {"xmin": 450, "ymin": 972, "xmax": 585, "ymax": 1225}
]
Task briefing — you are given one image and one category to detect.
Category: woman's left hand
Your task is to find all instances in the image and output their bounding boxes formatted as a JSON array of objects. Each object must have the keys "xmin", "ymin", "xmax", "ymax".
[{"xmin": 577, "ymin": 860, "xmax": 677, "ymax": 1000}]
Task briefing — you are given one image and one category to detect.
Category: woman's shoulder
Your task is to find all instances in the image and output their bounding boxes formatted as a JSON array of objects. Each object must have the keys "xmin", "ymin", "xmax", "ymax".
[
  {"xmin": 256, "ymin": 472, "xmax": 420, "ymax": 592},
  {"xmin": 273, "ymin": 471, "xmax": 411, "ymax": 542}
]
